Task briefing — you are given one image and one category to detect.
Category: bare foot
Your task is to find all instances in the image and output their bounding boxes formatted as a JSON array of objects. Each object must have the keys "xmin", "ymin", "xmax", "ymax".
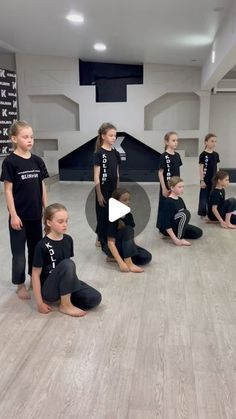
[
  {"xmin": 227, "ymin": 223, "xmax": 236, "ymax": 229},
  {"xmin": 95, "ymin": 239, "xmax": 101, "ymax": 247},
  {"xmin": 16, "ymin": 284, "xmax": 31, "ymax": 300},
  {"xmin": 106, "ymin": 256, "xmax": 117, "ymax": 263},
  {"xmin": 128, "ymin": 264, "xmax": 144, "ymax": 273},
  {"xmin": 59, "ymin": 304, "xmax": 87, "ymax": 317}
]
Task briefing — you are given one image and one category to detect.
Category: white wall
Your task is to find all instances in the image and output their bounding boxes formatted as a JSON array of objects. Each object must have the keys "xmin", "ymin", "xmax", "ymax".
[
  {"xmin": 14, "ymin": 53, "xmax": 212, "ymax": 183},
  {"xmin": 209, "ymin": 92, "xmax": 236, "ymax": 168}
]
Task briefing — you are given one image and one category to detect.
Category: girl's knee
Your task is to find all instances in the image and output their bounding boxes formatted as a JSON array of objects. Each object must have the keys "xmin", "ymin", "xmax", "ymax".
[{"xmin": 59, "ymin": 259, "xmax": 76, "ymax": 274}]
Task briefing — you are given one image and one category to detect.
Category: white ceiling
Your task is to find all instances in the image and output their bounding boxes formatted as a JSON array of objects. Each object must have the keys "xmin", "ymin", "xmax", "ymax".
[{"xmin": 0, "ymin": 0, "xmax": 232, "ymax": 66}]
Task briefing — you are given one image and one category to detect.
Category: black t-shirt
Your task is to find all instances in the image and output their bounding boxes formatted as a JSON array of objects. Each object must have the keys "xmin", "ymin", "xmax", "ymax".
[
  {"xmin": 160, "ymin": 196, "xmax": 186, "ymax": 230},
  {"xmin": 208, "ymin": 188, "xmax": 225, "ymax": 220},
  {"xmin": 107, "ymin": 213, "xmax": 135, "ymax": 239},
  {"xmin": 94, "ymin": 148, "xmax": 121, "ymax": 196},
  {"xmin": 199, "ymin": 151, "xmax": 220, "ymax": 185},
  {"xmin": 0, "ymin": 152, "xmax": 49, "ymax": 220},
  {"xmin": 158, "ymin": 152, "xmax": 182, "ymax": 188},
  {"xmin": 33, "ymin": 234, "xmax": 74, "ymax": 285}
]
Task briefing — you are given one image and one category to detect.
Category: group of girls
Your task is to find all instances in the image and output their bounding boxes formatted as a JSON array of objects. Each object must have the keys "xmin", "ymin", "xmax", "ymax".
[
  {"xmin": 1, "ymin": 121, "xmax": 236, "ymax": 317},
  {"xmin": 94, "ymin": 126, "xmax": 236, "ymax": 255},
  {"xmin": 1, "ymin": 120, "xmax": 101, "ymax": 317}
]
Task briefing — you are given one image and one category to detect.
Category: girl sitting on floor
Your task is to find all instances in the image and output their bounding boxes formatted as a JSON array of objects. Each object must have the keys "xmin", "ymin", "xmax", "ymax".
[
  {"xmin": 103, "ymin": 188, "xmax": 152, "ymax": 273},
  {"xmin": 159, "ymin": 176, "xmax": 203, "ymax": 246},
  {"xmin": 207, "ymin": 170, "xmax": 236, "ymax": 228}
]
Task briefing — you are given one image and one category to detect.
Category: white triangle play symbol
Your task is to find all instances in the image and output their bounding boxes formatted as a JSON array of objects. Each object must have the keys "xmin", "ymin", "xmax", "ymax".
[{"xmin": 108, "ymin": 198, "xmax": 130, "ymax": 222}]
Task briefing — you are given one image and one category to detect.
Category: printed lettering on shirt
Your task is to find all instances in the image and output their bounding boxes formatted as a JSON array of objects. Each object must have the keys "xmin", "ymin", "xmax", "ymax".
[
  {"xmin": 45, "ymin": 242, "xmax": 56, "ymax": 271},
  {"xmin": 18, "ymin": 169, "xmax": 40, "ymax": 181},
  {"xmin": 165, "ymin": 154, "xmax": 171, "ymax": 180},
  {"xmin": 203, "ymin": 155, "xmax": 208, "ymax": 178},
  {"xmin": 101, "ymin": 153, "xmax": 108, "ymax": 185}
]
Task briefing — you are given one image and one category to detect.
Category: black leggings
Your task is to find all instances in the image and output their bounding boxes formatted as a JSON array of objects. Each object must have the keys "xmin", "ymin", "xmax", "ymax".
[
  {"xmin": 198, "ymin": 183, "xmax": 212, "ymax": 216},
  {"xmin": 161, "ymin": 209, "xmax": 203, "ymax": 240},
  {"xmin": 9, "ymin": 219, "xmax": 42, "ymax": 285},
  {"xmin": 104, "ymin": 225, "xmax": 152, "ymax": 265},
  {"xmin": 42, "ymin": 259, "xmax": 102, "ymax": 310},
  {"xmin": 208, "ymin": 198, "xmax": 236, "ymax": 223}
]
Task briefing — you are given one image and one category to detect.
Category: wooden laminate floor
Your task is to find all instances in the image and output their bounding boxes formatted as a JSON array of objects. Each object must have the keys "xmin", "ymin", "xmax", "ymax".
[{"xmin": 1, "ymin": 182, "xmax": 236, "ymax": 419}]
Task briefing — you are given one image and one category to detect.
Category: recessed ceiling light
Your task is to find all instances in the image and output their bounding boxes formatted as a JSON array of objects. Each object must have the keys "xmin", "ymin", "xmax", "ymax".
[
  {"xmin": 94, "ymin": 43, "xmax": 107, "ymax": 51},
  {"xmin": 212, "ymin": 50, "xmax": 216, "ymax": 63},
  {"xmin": 66, "ymin": 13, "xmax": 84, "ymax": 23}
]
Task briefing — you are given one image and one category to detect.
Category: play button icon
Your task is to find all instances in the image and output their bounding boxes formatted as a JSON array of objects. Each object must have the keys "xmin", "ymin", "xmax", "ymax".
[{"xmin": 108, "ymin": 197, "xmax": 130, "ymax": 222}]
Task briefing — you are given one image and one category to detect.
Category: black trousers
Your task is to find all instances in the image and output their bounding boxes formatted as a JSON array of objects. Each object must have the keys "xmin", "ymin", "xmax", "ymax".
[
  {"xmin": 198, "ymin": 183, "xmax": 212, "ymax": 216},
  {"xmin": 9, "ymin": 219, "xmax": 42, "ymax": 285},
  {"xmin": 104, "ymin": 225, "xmax": 152, "ymax": 265},
  {"xmin": 42, "ymin": 259, "xmax": 102, "ymax": 310},
  {"xmin": 156, "ymin": 187, "xmax": 167, "ymax": 229},
  {"xmin": 95, "ymin": 190, "xmax": 113, "ymax": 247},
  {"xmin": 160, "ymin": 209, "xmax": 203, "ymax": 240},
  {"xmin": 208, "ymin": 198, "xmax": 236, "ymax": 223}
]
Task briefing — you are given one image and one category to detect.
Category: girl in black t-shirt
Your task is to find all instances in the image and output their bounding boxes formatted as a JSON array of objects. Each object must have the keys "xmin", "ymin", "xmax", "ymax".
[
  {"xmin": 159, "ymin": 177, "xmax": 203, "ymax": 246},
  {"xmin": 103, "ymin": 188, "xmax": 152, "ymax": 273},
  {"xmin": 198, "ymin": 133, "xmax": 220, "ymax": 217},
  {"xmin": 32, "ymin": 203, "xmax": 101, "ymax": 316},
  {"xmin": 207, "ymin": 170, "xmax": 236, "ymax": 228},
  {"xmin": 94, "ymin": 122, "xmax": 121, "ymax": 248},
  {"xmin": 156, "ymin": 131, "xmax": 182, "ymax": 229},
  {"xmin": 0, "ymin": 120, "xmax": 49, "ymax": 299}
]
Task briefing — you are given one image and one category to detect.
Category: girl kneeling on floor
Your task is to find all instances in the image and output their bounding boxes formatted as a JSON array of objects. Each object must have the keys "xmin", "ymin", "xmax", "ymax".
[
  {"xmin": 159, "ymin": 176, "xmax": 203, "ymax": 246},
  {"xmin": 32, "ymin": 203, "xmax": 102, "ymax": 317},
  {"xmin": 103, "ymin": 188, "xmax": 152, "ymax": 273},
  {"xmin": 207, "ymin": 170, "xmax": 236, "ymax": 228}
]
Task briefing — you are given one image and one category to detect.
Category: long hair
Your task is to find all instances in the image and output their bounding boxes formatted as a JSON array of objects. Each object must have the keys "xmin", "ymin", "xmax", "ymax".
[
  {"xmin": 43, "ymin": 203, "xmax": 67, "ymax": 234},
  {"xmin": 112, "ymin": 187, "xmax": 130, "ymax": 201},
  {"xmin": 203, "ymin": 133, "xmax": 216, "ymax": 150},
  {"xmin": 168, "ymin": 176, "xmax": 183, "ymax": 189},
  {"xmin": 95, "ymin": 122, "xmax": 116, "ymax": 151},
  {"xmin": 164, "ymin": 131, "xmax": 178, "ymax": 151},
  {"xmin": 212, "ymin": 170, "xmax": 228, "ymax": 189},
  {"xmin": 9, "ymin": 120, "xmax": 31, "ymax": 150}
]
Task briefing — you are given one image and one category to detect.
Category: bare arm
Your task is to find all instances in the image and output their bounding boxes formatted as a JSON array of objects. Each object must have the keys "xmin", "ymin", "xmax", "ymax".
[
  {"xmin": 94, "ymin": 165, "xmax": 106, "ymax": 206},
  {"xmin": 212, "ymin": 205, "xmax": 227, "ymax": 227},
  {"xmin": 199, "ymin": 164, "xmax": 206, "ymax": 188},
  {"xmin": 107, "ymin": 238, "xmax": 129, "ymax": 272},
  {"xmin": 158, "ymin": 169, "xmax": 169, "ymax": 197},
  {"xmin": 116, "ymin": 166, "xmax": 120, "ymax": 188},
  {"xmin": 42, "ymin": 181, "xmax": 47, "ymax": 208},
  {"xmin": 32, "ymin": 267, "xmax": 52, "ymax": 313},
  {"xmin": 166, "ymin": 228, "xmax": 191, "ymax": 246},
  {"xmin": 4, "ymin": 181, "xmax": 23, "ymax": 230}
]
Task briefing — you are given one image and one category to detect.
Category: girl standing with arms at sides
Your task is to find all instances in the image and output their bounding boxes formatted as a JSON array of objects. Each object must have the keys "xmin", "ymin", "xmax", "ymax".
[
  {"xmin": 159, "ymin": 177, "xmax": 203, "ymax": 246},
  {"xmin": 156, "ymin": 131, "xmax": 182, "ymax": 229},
  {"xmin": 94, "ymin": 122, "xmax": 121, "ymax": 249},
  {"xmin": 32, "ymin": 203, "xmax": 102, "ymax": 316},
  {"xmin": 104, "ymin": 188, "xmax": 152, "ymax": 273},
  {"xmin": 198, "ymin": 133, "xmax": 220, "ymax": 217},
  {"xmin": 207, "ymin": 170, "xmax": 236, "ymax": 228},
  {"xmin": 0, "ymin": 120, "xmax": 49, "ymax": 300}
]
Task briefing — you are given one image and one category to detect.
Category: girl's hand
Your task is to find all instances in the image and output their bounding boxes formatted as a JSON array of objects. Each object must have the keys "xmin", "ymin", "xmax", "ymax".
[
  {"xmin": 37, "ymin": 302, "xmax": 53, "ymax": 314},
  {"xmin": 220, "ymin": 221, "xmax": 228, "ymax": 229},
  {"xmin": 162, "ymin": 188, "xmax": 170, "ymax": 198},
  {"xmin": 10, "ymin": 215, "xmax": 23, "ymax": 230},
  {"xmin": 98, "ymin": 194, "xmax": 106, "ymax": 207},
  {"xmin": 119, "ymin": 262, "xmax": 129, "ymax": 272},
  {"xmin": 200, "ymin": 180, "xmax": 206, "ymax": 189},
  {"xmin": 174, "ymin": 238, "xmax": 191, "ymax": 246}
]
